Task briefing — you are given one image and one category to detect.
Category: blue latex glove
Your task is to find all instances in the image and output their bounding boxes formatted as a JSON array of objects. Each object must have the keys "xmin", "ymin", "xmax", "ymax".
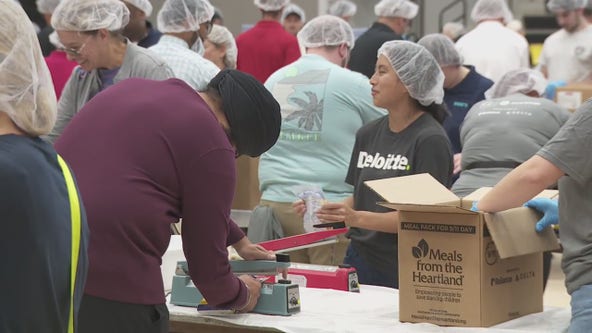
[
  {"xmin": 524, "ymin": 198, "xmax": 559, "ymax": 233},
  {"xmin": 470, "ymin": 201, "xmax": 479, "ymax": 212}
]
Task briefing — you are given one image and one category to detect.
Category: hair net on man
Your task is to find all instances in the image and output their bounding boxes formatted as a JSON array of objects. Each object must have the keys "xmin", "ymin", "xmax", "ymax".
[
  {"xmin": 547, "ymin": 0, "xmax": 587, "ymax": 11},
  {"xmin": 36, "ymin": 0, "xmax": 61, "ymax": 14},
  {"xmin": 52, "ymin": 0, "xmax": 130, "ymax": 32},
  {"xmin": 0, "ymin": 0, "xmax": 57, "ymax": 136},
  {"xmin": 378, "ymin": 40, "xmax": 444, "ymax": 106},
  {"xmin": 281, "ymin": 4, "xmax": 306, "ymax": 22},
  {"xmin": 417, "ymin": 33, "xmax": 463, "ymax": 67},
  {"xmin": 208, "ymin": 24, "xmax": 238, "ymax": 69},
  {"xmin": 122, "ymin": 0, "xmax": 153, "ymax": 16},
  {"xmin": 328, "ymin": 0, "xmax": 357, "ymax": 18},
  {"xmin": 254, "ymin": 0, "xmax": 290, "ymax": 12},
  {"xmin": 374, "ymin": 0, "xmax": 419, "ymax": 19},
  {"xmin": 208, "ymin": 69, "xmax": 281, "ymax": 157},
  {"xmin": 470, "ymin": 0, "xmax": 513, "ymax": 23},
  {"xmin": 157, "ymin": 0, "xmax": 214, "ymax": 33},
  {"xmin": 297, "ymin": 15, "xmax": 354, "ymax": 48},
  {"xmin": 442, "ymin": 22, "xmax": 465, "ymax": 40},
  {"xmin": 485, "ymin": 69, "xmax": 548, "ymax": 99}
]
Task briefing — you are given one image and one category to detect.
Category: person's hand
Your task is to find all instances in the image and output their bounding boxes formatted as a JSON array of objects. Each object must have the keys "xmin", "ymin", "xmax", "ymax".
[
  {"xmin": 470, "ymin": 201, "xmax": 479, "ymax": 212},
  {"xmin": 524, "ymin": 198, "xmax": 559, "ymax": 233},
  {"xmin": 292, "ymin": 199, "xmax": 306, "ymax": 217},
  {"xmin": 453, "ymin": 153, "xmax": 462, "ymax": 175},
  {"xmin": 234, "ymin": 275, "xmax": 262, "ymax": 313},
  {"xmin": 316, "ymin": 202, "xmax": 358, "ymax": 227},
  {"xmin": 233, "ymin": 236, "xmax": 275, "ymax": 260}
]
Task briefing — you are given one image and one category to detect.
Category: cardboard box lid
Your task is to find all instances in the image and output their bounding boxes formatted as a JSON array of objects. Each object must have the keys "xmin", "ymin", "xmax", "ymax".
[
  {"xmin": 365, "ymin": 173, "xmax": 475, "ymax": 215},
  {"xmin": 484, "ymin": 208, "xmax": 560, "ymax": 259}
]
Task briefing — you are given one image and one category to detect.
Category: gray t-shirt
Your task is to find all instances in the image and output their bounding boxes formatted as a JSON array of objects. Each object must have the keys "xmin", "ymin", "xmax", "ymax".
[
  {"xmin": 452, "ymin": 95, "xmax": 570, "ymax": 196},
  {"xmin": 537, "ymin": 101, "xmax": 592, "ymax": 294}
]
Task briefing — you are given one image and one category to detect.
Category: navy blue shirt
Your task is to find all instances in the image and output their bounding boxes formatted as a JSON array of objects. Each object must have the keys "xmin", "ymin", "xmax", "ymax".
[
  {"xmin": 443, "ymin": 66, "xmax": 493, "ymax": 154},
  {"xmin": 348, "ymin": 22, "xmax": 403, "ymax": 78},
  {"xmin": 138, "ymin": 21, "xmax": 162, "ymax": 49},
  {"xmin": 0, "ymin": 135, "xmax": 88, "ymax": 332}
]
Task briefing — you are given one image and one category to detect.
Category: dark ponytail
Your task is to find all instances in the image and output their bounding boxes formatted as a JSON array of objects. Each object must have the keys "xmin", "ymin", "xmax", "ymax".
[{"xmin": 415, "ymin": 99, "xmax": 449, "ymax": 125}]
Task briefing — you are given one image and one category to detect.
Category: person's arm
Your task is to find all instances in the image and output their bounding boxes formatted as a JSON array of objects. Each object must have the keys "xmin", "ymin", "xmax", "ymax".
[
  {"xmin": 477, "ymin": 155, "xmax": 564, "ymax": 212},
  {"xmin": 180, "ymin": 148, "xmax": 250, "ymax": 308},
  {"xmin": 46, "ymin": 71, "xmax": 78, "ymax": 143},
  {"xmin": 316, "ymin": 196, "xmax": 400, "ymax": 233}
]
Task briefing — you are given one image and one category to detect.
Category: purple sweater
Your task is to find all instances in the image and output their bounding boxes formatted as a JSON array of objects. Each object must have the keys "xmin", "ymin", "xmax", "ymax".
[{"xmin": 55, "ymin": 78, "xmax": 247, "ymax": 307}]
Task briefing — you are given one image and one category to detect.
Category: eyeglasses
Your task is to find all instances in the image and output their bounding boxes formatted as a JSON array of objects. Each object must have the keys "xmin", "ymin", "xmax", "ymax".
[{"xmin": 58, "ymin": 36, "xmax": 92, "ymax": 57}]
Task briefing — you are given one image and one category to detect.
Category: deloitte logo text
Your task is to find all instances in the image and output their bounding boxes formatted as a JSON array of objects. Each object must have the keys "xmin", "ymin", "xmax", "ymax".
[
  {"xmin": 411, "ymin": 239, "xmax": 465, "ymax": 286},
  {"xmin": 356, "ymin": 151, "xmax": 410, "ymax": 171}
]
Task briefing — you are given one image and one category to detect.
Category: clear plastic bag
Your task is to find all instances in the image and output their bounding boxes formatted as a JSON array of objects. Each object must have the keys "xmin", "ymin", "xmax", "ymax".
[{"xmin": 293, "ymin": 185, "xmax": 326, "ymax": 233}]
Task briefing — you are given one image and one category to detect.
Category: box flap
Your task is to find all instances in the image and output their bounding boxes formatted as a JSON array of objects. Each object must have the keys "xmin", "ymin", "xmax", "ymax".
[
  {"xmin": 379, "ymin": 202, "xmax": 476, "ymax": 215},
  {"xmin": 483, "ymin": 207, "xmax": 560, "ymax": 259},
  {"xmin": 365, "ymin": 173, "xmax": 459, "ymax": 205},
  {"xmin": 464, "ymin": 188, "xmax": 558, "ymax": 202}
]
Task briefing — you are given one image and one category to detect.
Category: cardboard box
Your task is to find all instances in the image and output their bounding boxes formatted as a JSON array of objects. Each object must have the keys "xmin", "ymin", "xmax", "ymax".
[
  {"xmin": 232, "ymin": 156, "xmax": 261, "ymax": 210},
  {"xmin": 365, "ymin": 174, "xmax": 560, "ymax": 327},
  {"xmin": 555, "ymin": 83, "xmax": 592, "ymax": 111}
]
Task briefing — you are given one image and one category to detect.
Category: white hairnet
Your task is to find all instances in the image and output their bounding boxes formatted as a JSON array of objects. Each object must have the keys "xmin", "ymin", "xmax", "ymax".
[
  {"xmin": 0, "ymin": 0, "xmax": 57, "ymax": 136},
  {"xmin": 547, "ymin": 0, "xmax": 587, "ymax": 11},
  {"xmin": 122, "ymin": 0, "xmax": 153, "ymax": 16},
  {"xmin": 157, "ymin": 0, "xmax": 214, "ymax": 33},
  {"xmin": 36, "ymin": 0, "xmax": 61, "ymax": 14},
  {"xmin": 471, "ymin": 0, "xmax": 514, "ymax": 23},
  {"xmin": 378, "ymin": 40, "xmax": 444, "ymax": 106},
  {"xmin": 282, "ymin": 4, "xmax": 306, "ymax": 22},
  {"xmin": 52, "ymin": 0, "xmax": 130, "ymax": 32},
  {"xmin": 417, "ymin": 33, "xmax": 463, "ymax": 67},
  {"xmin": 442, "ymin": 22, "xmax": 465, "ymax": 39},
  {"xmin": 328, "ymin": 0, "xmax": 357, "ymax": 18},
  {"xmin": 207, "ymin": 24, "xmax": 237, "ymax": 69},
  {"xmin": 297, "ymin": 15, "xmax": 355, "ymax": 48},
  {"xmin": 254, "ymin": 0, "xmax": 290, "ymax": 12},
  {"xmin": 485, "ymin": 69, "xmax": 548, "ymax": 99},
  {"xmin": 374, "ymin": 0, "xmax": 419, "ymax": 19}
]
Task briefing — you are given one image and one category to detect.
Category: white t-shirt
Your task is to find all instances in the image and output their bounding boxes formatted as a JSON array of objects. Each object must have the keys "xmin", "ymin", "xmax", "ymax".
[
  {"xmin": 539, "ymin": 26, "xmax": 592, "ymax": 82},
  {"xmin": 456, "ymin": 21, "xmax": 529, "ymax": 82}
]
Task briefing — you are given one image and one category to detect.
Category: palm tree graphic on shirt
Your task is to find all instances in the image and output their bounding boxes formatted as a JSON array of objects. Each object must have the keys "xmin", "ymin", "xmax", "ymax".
[{"xmin": 285, "ymin": 91, "xmax": 324, "ymax": 131}]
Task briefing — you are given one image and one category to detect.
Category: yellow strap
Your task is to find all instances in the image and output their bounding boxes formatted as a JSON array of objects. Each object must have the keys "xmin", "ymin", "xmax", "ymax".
[{"xmin": 57, "ymin": 155, "xmax": 81, "ymax": 333}]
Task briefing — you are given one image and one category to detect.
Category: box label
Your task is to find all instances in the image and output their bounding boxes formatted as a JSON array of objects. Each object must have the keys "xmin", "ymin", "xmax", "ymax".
[{"xmin": 402, "ymin": 222, "xmax": 476, "ymax": 234}]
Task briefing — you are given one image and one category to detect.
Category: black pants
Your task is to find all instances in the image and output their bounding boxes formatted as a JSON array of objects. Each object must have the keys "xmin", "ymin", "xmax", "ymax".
[{"xmin": 78, "ymin": 294, "xmax": 168, "ymax": 333}]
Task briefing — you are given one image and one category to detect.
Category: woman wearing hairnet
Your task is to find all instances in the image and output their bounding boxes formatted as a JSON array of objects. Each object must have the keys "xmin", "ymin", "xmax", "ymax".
[
  {"xmin": 0, "ymin": 1, "xmax": 89, "ymax": 331},
  {"xmin": 203, "ymin": 24, "xmax": 238, "ymax": 70},
  {"xmin": 451, "ymin": 69, "xmax": 571, "ymax": 291},
  {"xmin": 46, "ymin": 0, "xmax": 173, "ymax": 143},
  {"xmin": 315, "ymin": 41, "xmax": 453, "ymax": 288}
]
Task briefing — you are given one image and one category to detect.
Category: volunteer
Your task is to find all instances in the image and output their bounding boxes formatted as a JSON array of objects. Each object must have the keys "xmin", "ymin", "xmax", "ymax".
[
  {"xmin": 47, "ymin": 0, "xmax": 173, "ymax": 142},
  {"xmin": 328, "ymin": 0, "xmax": 357, "ymax": 22},
  {"xmin": 55, "ymin": 69, "xmax": 281, "ymax": 333},
  {"xmin": 0, "ymin": 1, "xmax": 88, "ymax": 331},
  {"xmin": 203, "ymin": 24, "xmax": 238, "ymax": 70},
  {"xmin": 476, "ymin": 98, "xmax": 592, "ymax": 333},
  {"xmin": 313, "ymin": 41, "xmax": 453, "ymax": 288}
]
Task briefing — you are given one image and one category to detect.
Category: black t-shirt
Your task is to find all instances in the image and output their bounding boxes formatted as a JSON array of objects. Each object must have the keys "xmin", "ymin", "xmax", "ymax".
[
  {"xmin": 345, "ymin": 114, "xmax": 452, "ymax": 276},
  {"xmin": 0, "ymin": 135, "xmax": 88, "ymax": 332},
  {"xmin": 348, "ymin": 22, "xmax": 403, "ymax": 79}
]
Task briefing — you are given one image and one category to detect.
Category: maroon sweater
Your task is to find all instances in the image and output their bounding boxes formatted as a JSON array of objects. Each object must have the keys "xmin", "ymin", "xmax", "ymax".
[{"xmin": 55, "ymin": 78, "xmax": 247, "ymax": 308}]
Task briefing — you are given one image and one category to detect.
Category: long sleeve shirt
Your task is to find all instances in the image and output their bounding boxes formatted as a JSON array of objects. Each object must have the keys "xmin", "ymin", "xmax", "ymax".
[{"xmin": 55, "ymin": 78, "xmax": 248, "ymax": 308}]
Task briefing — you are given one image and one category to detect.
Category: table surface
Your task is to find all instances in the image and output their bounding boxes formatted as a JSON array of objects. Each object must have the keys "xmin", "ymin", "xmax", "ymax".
[{"xmin": 167, "ymin": 285, "xmax": 570, "ymax": 333}]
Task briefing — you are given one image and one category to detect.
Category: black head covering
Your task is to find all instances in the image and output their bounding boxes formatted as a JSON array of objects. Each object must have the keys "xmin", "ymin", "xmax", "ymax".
[{"xmin": 208, "ymin": 69, "xmax": 281, "ymax": 157}]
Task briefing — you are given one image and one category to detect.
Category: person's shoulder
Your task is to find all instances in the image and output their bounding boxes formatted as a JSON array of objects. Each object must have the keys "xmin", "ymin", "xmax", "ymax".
[
  {"xmin": 128, "ymin": 43, "xmax": 170, "ymax": 67},
  {"xmin": 543, "ymin": 29, "xmax": 566, "ymax": 45},
  {"xmin": 357, "ymin": 116, "xmax": 387, "ymax": 136}
]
